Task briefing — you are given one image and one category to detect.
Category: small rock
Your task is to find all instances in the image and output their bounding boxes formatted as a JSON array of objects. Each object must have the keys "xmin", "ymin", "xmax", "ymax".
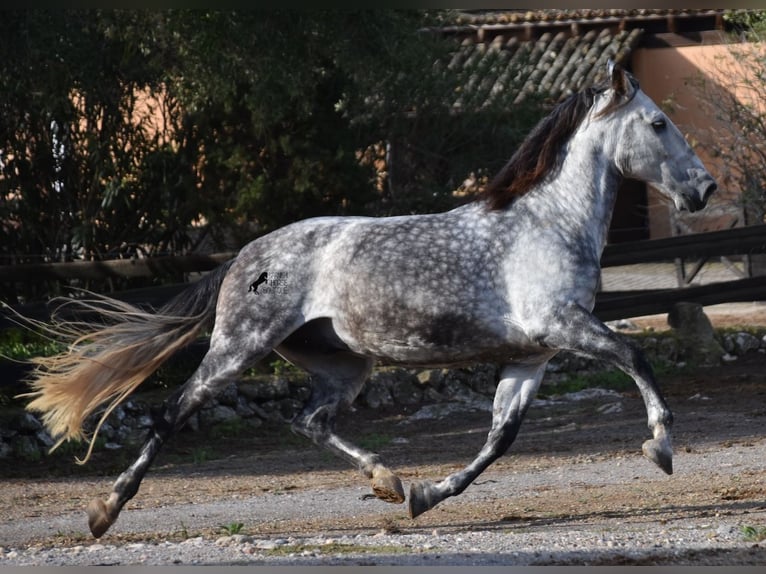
[
  {"xmin": 608, "ymin": 318, "xmax": 639, "ymax": 330},
  {"xmin": 122, "ymin": 401, "xmax": 144, "ymax": 415},
  {"xmin": 597, "ymin": 403, "xmax": 623, "ymax": 415},
  {"xmin": 667, "ymin": 302, "xmax": 724, "ymax": 365},
  {"xmin": 34, "ymin": 429, "xmax": 55, "ymax": 448},
  {"xmin": 199, "ymin": 405, "xmax": 238, "ymax": 426},
  {"xmin": 217, "ymin": 382, "xmax": 240, "ymax": 407},
  {"xmin": 14, "ymin": 412, "xmax": 42, "ymax": 432},
  {"xmin": 136, "ymin": 415, "xmax": 154, "ymax": 428},
  {"xmin": 239, "ymin": 378, "xmax": 291, "ymax": 401},
  {"xmin": 11, "ymin": 435, "xmax": 41, "ymax": 461},
  {"xmin": 734, "ymin": 332, "xmax": 760, "ymax": 355},
  {"xmin": 235, "ymin": 396, "xmax": 256, "ymax": 418}
]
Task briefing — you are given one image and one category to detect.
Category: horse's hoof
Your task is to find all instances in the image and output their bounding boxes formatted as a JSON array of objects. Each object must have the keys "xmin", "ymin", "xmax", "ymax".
[
  {"xmin": 408, "ymin": 481, "xmax": 437, "ymax": 519},
  {"xmin": 371, "ymin": 467, "xmax": 405, "ymax": 504},
  {"xmin": 642, "ymin": 438, "xmax": 673, "ymax": 475},
  {"xmin": 87, "ymin": 498, "xmax": 114, "ymax": 538}
]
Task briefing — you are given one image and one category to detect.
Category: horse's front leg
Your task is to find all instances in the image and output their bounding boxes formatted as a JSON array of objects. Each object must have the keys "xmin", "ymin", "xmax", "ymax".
[
  {"xmin": 540, "ymin": 301, "xmax": 674, "ymax": 475},
  {"xmin": 409, "ymin": 361, "xmax": 547, "ymax": 518}
]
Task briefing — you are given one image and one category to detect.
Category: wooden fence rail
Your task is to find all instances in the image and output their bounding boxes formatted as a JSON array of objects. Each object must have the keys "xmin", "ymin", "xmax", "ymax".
[
  {"xmin": 0, "ymin": 252, "xmax": 235, "ymax": 282},
  {"xmin": 594, "ymin": 276, "xmax": 766, "ymax": 322},
  {"xmin": 600, "ymin": 223, "xmax": 766, "ymax": 266},
  {"xmin": 2, "ymin": 224, "xmax": 766, "ymax": 328}
]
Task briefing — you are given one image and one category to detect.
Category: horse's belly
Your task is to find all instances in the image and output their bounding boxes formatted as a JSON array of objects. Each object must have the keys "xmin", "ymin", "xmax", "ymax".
[{"xmin": 332, "ymin": 312, "xmax": 544, "ymax": 367}]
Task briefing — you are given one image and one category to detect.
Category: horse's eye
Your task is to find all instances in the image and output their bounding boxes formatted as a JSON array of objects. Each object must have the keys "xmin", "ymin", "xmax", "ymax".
[{"xmin": 652, "ymin": 119, "xmax": 666, "ymax": 131}]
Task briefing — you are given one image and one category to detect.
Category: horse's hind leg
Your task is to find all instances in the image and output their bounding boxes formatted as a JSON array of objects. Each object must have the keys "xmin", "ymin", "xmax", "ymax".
[
  {"xmin": 277, "ymin": 324, "xmax": 405, "ymax": 504},
  {"xmin": 409, "ymin": 361, "xmax": 547, "ymax": 518},
  {"xmin": 87, "ymin": 333, "xmax": 280, "ymax": 538}
]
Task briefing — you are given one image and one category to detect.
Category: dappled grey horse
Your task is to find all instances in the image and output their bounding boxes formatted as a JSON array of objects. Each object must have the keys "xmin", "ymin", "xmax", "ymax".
[{"xmin": 21, "ymin": 62, "xmax": 717, "ymax": 538}]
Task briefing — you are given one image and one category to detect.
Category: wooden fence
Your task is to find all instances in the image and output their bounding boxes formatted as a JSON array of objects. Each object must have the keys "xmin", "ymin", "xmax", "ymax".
[
  {"xmin": 3, "ymin": 224, "xmax": 766, "ymax": 328},
  {"xmin": 595, "ymin": 223, "xmax": 766, "ymax": 321}
]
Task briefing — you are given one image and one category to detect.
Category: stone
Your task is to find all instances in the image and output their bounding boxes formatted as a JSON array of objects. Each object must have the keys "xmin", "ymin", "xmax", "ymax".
[
  {"xmin": 0, "ymin": 439, "xmax": 11, "ymax": 459},
  {"xmin": 360, "ymin": 372, "xmax": 396, "ymax": 409},
  {"xmin": 666, "ymin": 302, "xmax": 724, "ymax": 366},
  {"xmin": 98, "ymin": 422, "xmax": 116, "ymax": 441},
  {"xmin": 14, "ymin": 412, "xmax": 42, "ymax": 433},
  {"xmin": 217, "ymin": 382, "xmax": 240, "ymax": 407},
  {"xmin": 389, "ymin": 372, "xmax": 423, "ymax": 405},
  {"xmin": 136, "ymin": 415, "xmax": 154, "ymax": 429},
  {"xmin": 239, "ymin": 378, "xmax": 291, "ymax": 402},
  {"xmin": 35, "ymin": 429, "xmax": 55, "ymax": 448},
  {"xmin": 199, "ymin": 405, "xmax": 238, "ymax": 427},
  {"xmin": 733, "ymin": 332, "xmax": 760, "ymax": 355},
  {"xmin": 122, "ymin": 400, "xmax": 145, "ymax": 415},
  {"xmin": 640, "ymin": 336, "xmax": 658, "ymax": 354},
  {"xmin": 260, "ymin": 399, "xmax": 302, "ymax": 423},
  {"xmin": 235, "ymin": 396, "xmax": 256, "ymax": 417},
  {"xmin": 108, "ymin": 405, "xmax": 126, "ymax": 424},
  {"xmin": 416, "ymin": 369, "xmax": 446, "ymax": 388},
  {"xmin": 183, "ymin": 412, "xmax": 200, "ymax": 432},
  {"xmin": 656, "ymin": 337, "xmax": 679, "ymax": 363},
  {"xmin": 11, "ymin": 435, "xmax": 41, "ymax": 461},
  {"xmin": 466, "ymin": 364, "xmax": 498, "ymax": 396}
]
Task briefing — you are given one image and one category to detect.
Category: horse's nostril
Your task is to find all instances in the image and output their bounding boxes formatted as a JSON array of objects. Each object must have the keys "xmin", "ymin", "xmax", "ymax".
[{"xmin": 703, "ymin": 182, "xmax": 717, "ymax": 203}]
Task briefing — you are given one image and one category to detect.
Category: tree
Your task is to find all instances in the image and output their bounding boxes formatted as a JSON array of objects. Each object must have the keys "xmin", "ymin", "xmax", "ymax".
[
  {"xmin": 0, "ymin": 12, "xmax": 185, "ymax": 261},
  {"xmin": 0, "ymin": 10, "xmax": 547, "ymax": 301},
  {"xmin": 684, "ymin": 10, "xmax": 766, "ymax": 274},
  {"xmin": 686, "ymin": 11, "xmax": 766, "ymax": 225}
]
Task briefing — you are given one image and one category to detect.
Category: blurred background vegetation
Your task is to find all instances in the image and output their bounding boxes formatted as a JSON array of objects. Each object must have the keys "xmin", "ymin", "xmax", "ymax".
[{"xmin": 0, "ymin": 10, "xmax": 547, "ymax": 302}]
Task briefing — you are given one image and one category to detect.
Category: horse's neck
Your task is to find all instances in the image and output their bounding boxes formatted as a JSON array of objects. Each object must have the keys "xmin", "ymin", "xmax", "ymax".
[{"xmin": 520, "ymin": 136, "xmax": 621, "ymax": 257}]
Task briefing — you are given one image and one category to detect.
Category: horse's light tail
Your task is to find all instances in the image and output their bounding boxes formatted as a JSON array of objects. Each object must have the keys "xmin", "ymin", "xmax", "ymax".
[{"xmin": 17, "ymin": 260, "xmax": 234, "ymax": 464}]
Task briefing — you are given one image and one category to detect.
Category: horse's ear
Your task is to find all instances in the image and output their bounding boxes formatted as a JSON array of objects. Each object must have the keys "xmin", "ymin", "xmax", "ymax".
[{"xmin": 607, "ymin": 59, "xmax": 628, "ymax": 96}]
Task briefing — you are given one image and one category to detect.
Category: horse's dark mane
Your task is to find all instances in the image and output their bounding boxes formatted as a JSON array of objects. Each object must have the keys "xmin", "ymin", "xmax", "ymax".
[{"xmin": 480, "ymin": 76, "xmax": 636, "ymax": 211}]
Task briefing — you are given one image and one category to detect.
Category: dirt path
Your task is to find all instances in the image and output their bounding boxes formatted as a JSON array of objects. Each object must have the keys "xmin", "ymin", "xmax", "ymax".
[{"xmin": 2, "ymin": 349, "xmax": 766, "ymax": 564}]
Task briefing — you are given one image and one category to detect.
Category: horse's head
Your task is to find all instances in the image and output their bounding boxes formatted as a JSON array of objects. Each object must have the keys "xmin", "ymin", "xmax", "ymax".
[{"xmin": 593, "ymin": 61, "xmax": 717, "ymax": 213}]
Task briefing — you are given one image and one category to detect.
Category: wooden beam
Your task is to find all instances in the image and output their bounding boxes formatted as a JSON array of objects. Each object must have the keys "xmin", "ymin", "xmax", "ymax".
[
  {"xmin": 0, "ymin": 253, "xmax": 236, "ymax": 283},
  {"xmin": 601, "ymin": 224, "xmax": 766, "ymax": 267},
  {"xmin": 594, "ymin": 276, "xmax": 766, "ymax": 321}
]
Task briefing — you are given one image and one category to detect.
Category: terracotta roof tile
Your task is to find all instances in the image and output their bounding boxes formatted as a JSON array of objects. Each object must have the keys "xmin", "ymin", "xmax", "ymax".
[
  {"xmin": 453, "ymin": 9, "xmax": 729, "ymax": 27},
  {"xmin": 446, "ymin": 25, "xmax": 644, "ymax": 107}
]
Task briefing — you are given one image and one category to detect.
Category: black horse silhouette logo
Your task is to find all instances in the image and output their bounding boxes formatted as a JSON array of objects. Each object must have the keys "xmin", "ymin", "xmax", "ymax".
[{"xmin": 248, "ymin": 271, "xmax": 268, "ymax": 293}]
